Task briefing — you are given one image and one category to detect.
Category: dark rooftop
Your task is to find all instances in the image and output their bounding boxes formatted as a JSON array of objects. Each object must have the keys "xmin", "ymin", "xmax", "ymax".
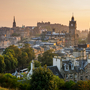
[{"xmin": 47, "ymin": 66, "xmax": 63, "ymax": 79}]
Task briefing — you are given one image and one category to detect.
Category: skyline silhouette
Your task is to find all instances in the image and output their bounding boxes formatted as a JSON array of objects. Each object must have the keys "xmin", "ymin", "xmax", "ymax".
[{"xmin": 0, "ymin": 0, "xmax": 90, "ymax": 30}]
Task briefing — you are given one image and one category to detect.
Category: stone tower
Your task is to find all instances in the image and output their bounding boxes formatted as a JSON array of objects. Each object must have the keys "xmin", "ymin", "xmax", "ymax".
[
  {"xmin": 13, "ymin": 16, "xmax": 16, "ymax": 28},
  {"xmin": 65, "ymin": 15, "xmax": 78, "ymax": 47},
  {"xmin": 69, "ymin": 16, "xmax": 76, "ymax": 36}
]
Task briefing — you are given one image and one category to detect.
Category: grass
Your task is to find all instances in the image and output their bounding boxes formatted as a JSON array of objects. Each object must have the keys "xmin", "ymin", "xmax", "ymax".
[
  {"xmin": 0, "ymin": 87, "xmax": 17, "ymax": 90},
  {"xmin": 0, "ymin": 87, "xmax": 9, "ymax": 90}
]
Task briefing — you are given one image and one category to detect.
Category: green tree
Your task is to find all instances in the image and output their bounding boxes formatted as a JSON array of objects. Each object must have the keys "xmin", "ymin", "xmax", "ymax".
[
  {"xmin": 38, "ymin": 49, "xmax": 56, "ymax": 66},
  {"xmin": 0, "ymin": 55, "xmax": 5, "ymax": 73},
  {"xmin": 4, "ymin": 52, "xmax": 18, "ymax": 71},
  {"xmin": 3, "ymin": 49, "xmax": 15, "ymax": 57},
  {"xmin": 28, "ymin": 60, "xmax": 41, "ymax": 70},
  {"xmin": 21, "ymin": 44, "xmax": 35, "ymax": 63},
  {"xmin": 53, "ymin": 75, "xmax": 65, "ymax": 90},
  {"xmin": 30, "ymin": 65, "xmax": 57, "ymax": 90},
  {"xmin": 3, "ymin": 45, "xmax": 22, "ymax": 66},
  {"xmin": 65, "ymin": 80, "xmax": 75, "ymax": 90},
  {"xmin": 3, "ymin": 45, "xmax": 22, "ymax": 59},
  {"xmin": 20, "ymin": 52, "xmax": 28, "ymax": 68}
]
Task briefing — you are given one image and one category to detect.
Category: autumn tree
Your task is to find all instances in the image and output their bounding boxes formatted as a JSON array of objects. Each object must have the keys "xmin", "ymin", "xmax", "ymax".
[{"xmin": 73, "ymin": 80, "xmax": 89, "ymax": 90}]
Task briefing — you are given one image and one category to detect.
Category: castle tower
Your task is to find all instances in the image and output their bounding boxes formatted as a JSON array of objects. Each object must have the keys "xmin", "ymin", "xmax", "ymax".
[
  {"xmin": 13, "ymin": 16, "xmax": 16, "ymax": 28},
  {"xmin": 69, "ymin": 15, "xmax": 76, "ymax": 36}
]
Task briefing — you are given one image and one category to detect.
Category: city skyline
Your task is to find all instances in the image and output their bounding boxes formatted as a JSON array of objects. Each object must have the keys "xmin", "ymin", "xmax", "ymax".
[{"xmin": 0, "ymin": 0, "xmax": 90, "ymax": 30}]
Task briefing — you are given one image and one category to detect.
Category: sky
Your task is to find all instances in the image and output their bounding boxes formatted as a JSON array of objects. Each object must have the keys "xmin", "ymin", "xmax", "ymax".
[{"xmin": 0, "ymin": 0, "xmax": 90, "ymax": 30}]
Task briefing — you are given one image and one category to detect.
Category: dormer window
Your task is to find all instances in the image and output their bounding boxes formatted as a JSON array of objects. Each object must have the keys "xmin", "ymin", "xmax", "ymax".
[
  {"xmin": 71, "ymin": 64, "xmax": 74, "ymax": 70},
  {"xmin": 65, "ymin": 64, "xmax": 69, "ymax": 71}
]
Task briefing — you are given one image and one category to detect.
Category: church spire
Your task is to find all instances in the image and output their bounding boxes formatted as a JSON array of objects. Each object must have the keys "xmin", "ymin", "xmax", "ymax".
[
  {"xmin": 14, "ymin": 16, "xmax": 15, "ymax": 22},
  {"xmin": 13, "ymin": 16, "xmax": 16, "ymax": 28},
  {"xmin": 71, "ymin": 13, "xmax": 74, "ymax": 21}
]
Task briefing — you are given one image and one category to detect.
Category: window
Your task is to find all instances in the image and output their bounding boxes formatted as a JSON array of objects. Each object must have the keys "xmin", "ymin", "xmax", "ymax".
[
  {"xmin": 70, "ymin": 74, "xmax": 73, "ymax": 79},
  {"xmin": 86, "ymin": 69, "xmax": 88, "ymax": 73},
  {"xmin": 65, "ymin": 65, "xmax": 69, "ymax": 71},
  {"xmin": 75, "ymin": 74, "xmax": 77, "ymax": 78},
  {"xmin": 66, "ymin": 74, "xmax": 68, "ymax": 79},
  {"xmin": 74, "ymin": 80, "xmax": 77, "ymax": 83},
  {"xmin": 71, "ymin": 64, "xmax": 74, "ymax": 70},
  {"xmin": 80, "ymin": 76, "xmax": 83, "ymax": 80},
  {"xmin": 81, "ymin": 70, "xmax": 83, "ymax": 74},
  {"xmin": 85, "ymin": 76, "xmax": 88, "ymax": 79},
  {"xmin": 66, "ymin": 65, "xmax": 68, "ymax": 69}
]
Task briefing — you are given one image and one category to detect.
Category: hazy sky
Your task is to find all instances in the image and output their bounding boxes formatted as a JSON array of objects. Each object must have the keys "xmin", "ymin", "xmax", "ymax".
[{"xmin": 0, "ymin": 0, "xmax": 90, "ymax": 30}]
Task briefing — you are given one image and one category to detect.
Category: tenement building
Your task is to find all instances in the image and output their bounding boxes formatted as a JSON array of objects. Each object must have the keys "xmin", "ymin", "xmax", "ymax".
[
  {"xmin": 65, "ymin": 16, "xmax": 79, "ymax": 47},
  {"xmin": 53, "ymin": 49, "xmax": 90, "ymax": 82}
]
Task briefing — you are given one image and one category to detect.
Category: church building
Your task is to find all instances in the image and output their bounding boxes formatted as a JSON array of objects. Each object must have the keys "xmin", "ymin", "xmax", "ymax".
[
  {"xmin": 13, "ymin": 16, "xmax": 16, "ymax": 28},
  {"xmin": 65, "ymin": 16, "xmax": 79, "ymax": 47}
]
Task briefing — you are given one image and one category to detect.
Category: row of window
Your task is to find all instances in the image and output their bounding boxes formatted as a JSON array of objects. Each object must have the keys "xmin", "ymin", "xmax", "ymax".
[{"xmin": 65, "ymin": 74, "xmax": 88, "ymax": 80}]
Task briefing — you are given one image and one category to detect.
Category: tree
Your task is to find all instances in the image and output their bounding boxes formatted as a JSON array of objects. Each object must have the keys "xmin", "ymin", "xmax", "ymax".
[
  {"xmin": 0, "ymin": 55, "xmax": 5, "ymax": 73},
  {"xmin": 3, "ymin": 49, "xmax": 15, "ymax": 57},
  {"xmin": 20, "ymin": 52, "xmax": 28, "ymax": 68},
  {"xmin": 73, "ymin": 80, "xmax": 89, "ymax": 90},
  {"xmin": 21, "ymin": 44, "xmax": 35, "ymax": 63},
  {"xmin": 53, "ymin": 75, "xmax": 65, "ymax": 89},
  {"xmin": 65, "ymin": 80, "xmax": 75, "ymax": 90},
  {"xmin": 30, "ymin": 65, "xmax": 57, "ymax": 90},
  {"xmin": 4, "ymin": 52, "xmax": 18, "ymax": 71},
  {"xmin": 38, "ymin": 49, "xmax": 56, "ymax": 66},
  {"xmin": 3, "ymin": 45, "xmax": 22, "ymax": 66},
  {"xmin": 28, "ymin": 60, "xmax": 41, "ymax": 70},
  {"xmin": 3, "ymin": 45, "xmax": 22, "ymax": 59}
]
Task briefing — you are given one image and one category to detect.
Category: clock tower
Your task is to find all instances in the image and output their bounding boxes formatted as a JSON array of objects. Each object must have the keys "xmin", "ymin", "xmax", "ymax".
[
  {"xmin": 69, "ymin": 16, "xmax": 76, "ymax": 35},
  {"xmin": 65, "ymin": 15, "xmax": 78, "ymax": 47}
]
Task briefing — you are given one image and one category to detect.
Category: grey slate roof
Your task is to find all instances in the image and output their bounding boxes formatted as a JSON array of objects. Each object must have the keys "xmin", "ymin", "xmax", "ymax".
[{"xmin": 47, "ymin": 66, "xmax": 63, "ymax": 79}]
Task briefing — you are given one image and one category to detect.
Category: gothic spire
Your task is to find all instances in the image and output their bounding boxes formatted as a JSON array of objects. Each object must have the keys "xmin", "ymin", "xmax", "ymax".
[{"xmin": 13, "ymin": 16, "xmax": 16, "ymax": 28}]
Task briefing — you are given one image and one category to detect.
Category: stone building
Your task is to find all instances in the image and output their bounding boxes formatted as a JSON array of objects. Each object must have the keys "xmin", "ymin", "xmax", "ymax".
[
  {"xmin": 53, "ymin": 49, "xmax": 90, "ymax": 82},
  {"xmin": 65, "ymin": 16, "xmax": 79, "ymax": 47}
]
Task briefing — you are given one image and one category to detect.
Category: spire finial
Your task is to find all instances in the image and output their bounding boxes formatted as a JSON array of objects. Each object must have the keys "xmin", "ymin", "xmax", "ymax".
[
  {"xmin": 71, "ymin": 13, "xmax": 74, "ymax": 21},
  {"xmin": 72, "ymin": 13, "xmax": 74, "ymax": 17},
  {"xmin": 14, "ymin": 16, "xmax": 15, "ymax": 22}
]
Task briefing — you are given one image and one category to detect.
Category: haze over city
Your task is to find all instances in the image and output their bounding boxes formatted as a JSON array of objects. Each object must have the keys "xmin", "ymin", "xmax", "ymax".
[{"xmin": 0, "ymin": 0, "xmax": 90, "ymax": 30}]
